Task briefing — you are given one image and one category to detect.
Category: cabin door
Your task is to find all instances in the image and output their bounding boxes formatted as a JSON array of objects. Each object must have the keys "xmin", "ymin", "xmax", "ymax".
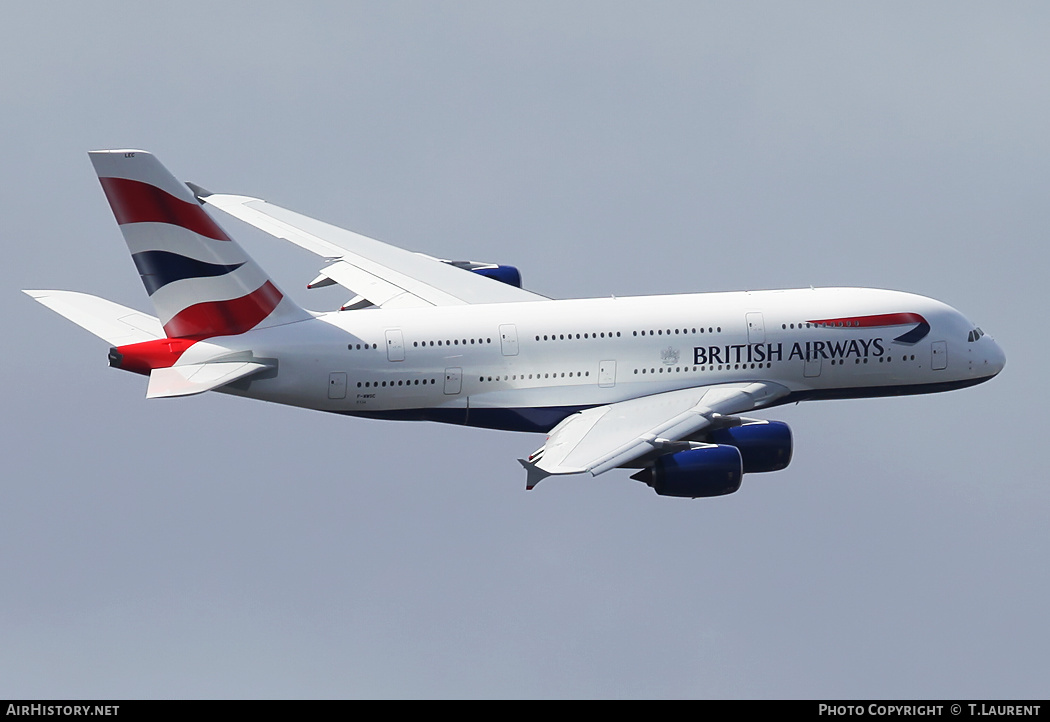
[
  {"xmin": 499, "ymin": 324, "xmax": 519, "ymax": 356},
  {"xmin": 385, "ymin": 329, "xmax": 405, "ymax": 362},
  {"xmin": 931, "ymin": 341, "xmax": 947, "ymax": 370},
  {"xmin": 803, "ymin": 352, "xmax": 822, "ymax": 378},
  {"xmin": 444, "ymin": 367, "xmax": 462, "ymax": 395},
  {"xmin": 746, "ymin": 312, "xmax": 765, "ymax": 344},
  {"xmin": 328, "ymin": 372, "xmax": 347, "ymax": 399}
]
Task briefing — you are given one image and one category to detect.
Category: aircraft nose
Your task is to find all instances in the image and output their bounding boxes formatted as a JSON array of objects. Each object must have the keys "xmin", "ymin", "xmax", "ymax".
[{"xmin": 985, "ymin": 337, "xmax": 1006, "ymax": 377}]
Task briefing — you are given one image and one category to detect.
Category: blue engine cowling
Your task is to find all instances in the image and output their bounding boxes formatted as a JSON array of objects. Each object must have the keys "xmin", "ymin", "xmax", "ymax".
[
  {"xmin": 706, "ymin": 420, "xmax": 792, "ymax": 473},
  {"xmin": 631, "ymin": 445, "xmax": 743, "ymax": 498},
  {"xmin": 470, "ymin": 265, "xmax": 523, "ymax": 288}
]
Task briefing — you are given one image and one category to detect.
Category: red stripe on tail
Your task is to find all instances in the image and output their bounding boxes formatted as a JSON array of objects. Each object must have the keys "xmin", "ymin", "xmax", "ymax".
[
  {"xmin": 98, "ymin": 177, "xmax": 231, "ymax": 241},
  {"xmin": 163, "ymin": 281, "xmax": 284, "ymax": 338}
]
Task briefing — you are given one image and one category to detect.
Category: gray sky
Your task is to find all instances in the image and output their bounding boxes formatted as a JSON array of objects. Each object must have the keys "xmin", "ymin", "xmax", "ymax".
[{"xmin": 2, "ymin": 2, "xmax": 1046, "ymax": 698}]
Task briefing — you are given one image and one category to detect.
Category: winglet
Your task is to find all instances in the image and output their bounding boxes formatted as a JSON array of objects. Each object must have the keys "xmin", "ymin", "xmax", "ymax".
[
  {"xmin": 185, "ymin": 181, "xmax": 212, "ymax": 202},
  {"xmin": 518, "ymin": 459, "xmax": 551, "ymax": 490}
]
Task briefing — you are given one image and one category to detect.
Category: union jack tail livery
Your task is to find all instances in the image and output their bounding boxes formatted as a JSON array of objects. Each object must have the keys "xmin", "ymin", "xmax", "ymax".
[{"xmin": 89, "ymin": 150, "xmax": 309, "ymax": 339}]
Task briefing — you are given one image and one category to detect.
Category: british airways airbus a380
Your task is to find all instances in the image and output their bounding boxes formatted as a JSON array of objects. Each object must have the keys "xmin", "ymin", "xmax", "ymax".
[{"xmin": 25, "ymin": 150, "xmax": 1005, "ymax": 498}]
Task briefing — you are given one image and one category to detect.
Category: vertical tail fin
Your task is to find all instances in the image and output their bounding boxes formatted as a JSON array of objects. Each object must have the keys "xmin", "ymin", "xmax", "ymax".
[{"xmin": 89, "ymin": 149, "xmax": 309, "ymax": 339}]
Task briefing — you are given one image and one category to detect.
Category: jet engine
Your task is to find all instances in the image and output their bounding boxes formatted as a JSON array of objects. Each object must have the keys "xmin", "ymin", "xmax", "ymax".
[
  {"xmin": 706, "ymin": 420, "xmax": 792, "ymax": 473},
  {"xmin": 468, "ymin": 264, "xmax": 522, "ymax": 288},
  {"xmin": 631, "ymin": 445, "xmax": 743, "ymax": 498}
]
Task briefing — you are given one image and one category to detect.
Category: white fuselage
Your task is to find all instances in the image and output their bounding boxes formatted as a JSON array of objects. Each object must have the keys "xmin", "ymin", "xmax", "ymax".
[{"xmin": 191, "ymin": 287, "xmax": 1004, "ymax": 433}]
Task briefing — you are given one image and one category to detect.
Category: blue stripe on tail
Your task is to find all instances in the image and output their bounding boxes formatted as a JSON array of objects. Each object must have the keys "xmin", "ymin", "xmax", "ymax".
[{"xmin": 131, "ymin": 250, "xmax": 244, "ymax": 296}]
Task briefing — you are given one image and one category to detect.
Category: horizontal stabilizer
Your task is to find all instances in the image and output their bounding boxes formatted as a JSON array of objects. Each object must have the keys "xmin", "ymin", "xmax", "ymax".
[
  {"xmin": 24, "ymin": 290, "xmax": 163, "ymax": 345},
  {"xmin": 146, "ymin": 361, "xmax": 270, "ymax": 399}
]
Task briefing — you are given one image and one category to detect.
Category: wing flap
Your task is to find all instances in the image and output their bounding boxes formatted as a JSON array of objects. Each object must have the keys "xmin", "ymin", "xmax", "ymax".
[
  {"xmin": 200, "ymin": 193, "xmax": 545, "ymax": 307},
  {"xmin": 146, "ymin": 361, "xmax": 270, "ymax": 399},
  {"xmin": 319, "ymin": 259, "xmax": 441, "ymax": 309}
]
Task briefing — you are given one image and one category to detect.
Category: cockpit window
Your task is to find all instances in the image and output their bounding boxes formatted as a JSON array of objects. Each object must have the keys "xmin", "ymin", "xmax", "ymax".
[{"xmin": 967, "ymin": 327, "xmax": 985, "ymax": 343}]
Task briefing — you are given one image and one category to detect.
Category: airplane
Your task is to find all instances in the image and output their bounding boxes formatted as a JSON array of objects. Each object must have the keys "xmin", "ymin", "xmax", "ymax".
[{"xmin": 24, "ymin": 150, "xmax": 1006, "ymax": 498}]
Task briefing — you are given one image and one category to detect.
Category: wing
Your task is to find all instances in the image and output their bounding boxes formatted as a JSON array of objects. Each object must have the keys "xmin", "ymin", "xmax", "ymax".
[
  {"xmin": 519, "ymin": 382, "xmax": 789, "ymax": 489},
  {"xmin": 194, "ymin": 190, "xmax": 547, "ymax": 308}
]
